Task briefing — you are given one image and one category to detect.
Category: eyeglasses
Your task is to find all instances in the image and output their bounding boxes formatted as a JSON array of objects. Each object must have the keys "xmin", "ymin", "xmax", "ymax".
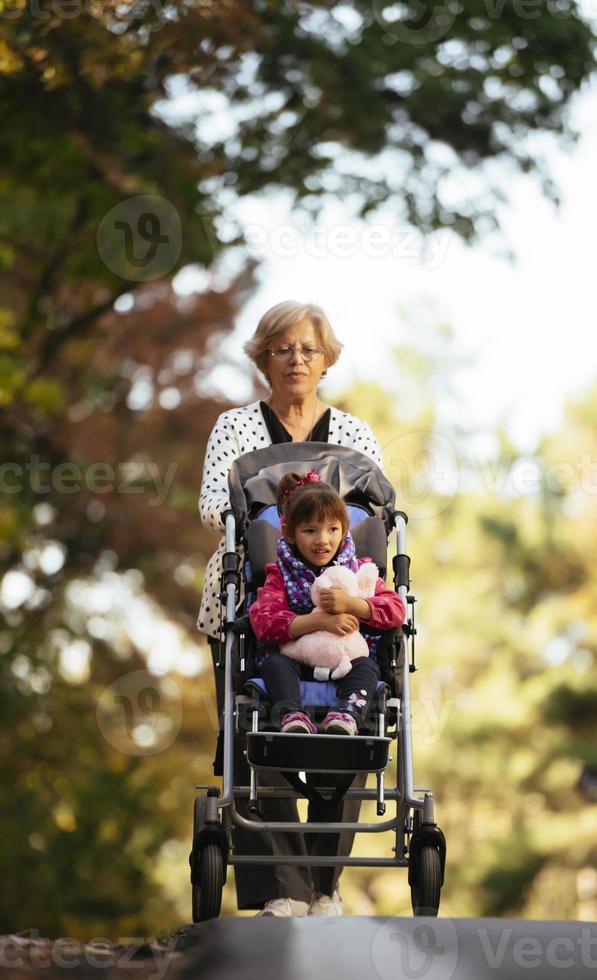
[{"xmin": 268, "ymin": 345, "xmax": 323, "ymax": 362}]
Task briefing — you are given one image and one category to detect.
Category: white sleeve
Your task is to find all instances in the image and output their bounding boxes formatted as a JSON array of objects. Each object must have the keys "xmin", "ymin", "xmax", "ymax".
[
  {"xmin": 345, "ymin": 416, "xmax": 384, "ymax": 470},
  {"xmin": 362, "ymin": 422, "xmax": 384, "ymax": 470},
  {"xmin": 198, "ymin": 412, "xmax": 242, "ymax": 534}
]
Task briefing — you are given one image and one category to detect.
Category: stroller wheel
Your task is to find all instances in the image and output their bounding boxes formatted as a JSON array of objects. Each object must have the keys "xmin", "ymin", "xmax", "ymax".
[
  {"xmin": 192, "ymin": 843, "xmax": 224, "ymax": 922},
  {"xmin": 410, "ymin": 845, "xmax": 441, "ymax": 917}
]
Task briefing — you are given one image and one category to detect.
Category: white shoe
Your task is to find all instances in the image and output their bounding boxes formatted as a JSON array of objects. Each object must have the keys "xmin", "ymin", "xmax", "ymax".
[
  {"xmin": 256, "ymin": 897, "xmax": 310, "ymax": 917},
  {"xmin": 308, "ymin": 888, "xmax": 344, "ymax": 916}
]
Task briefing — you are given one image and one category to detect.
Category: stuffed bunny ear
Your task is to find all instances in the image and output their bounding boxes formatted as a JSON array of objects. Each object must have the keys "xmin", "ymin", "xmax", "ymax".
[
  {"xmin": 323, "ymin": 565, "xmax": 359, "ymax": 594},
  {"xmin": 356, "ymin": 562, "xmax": 379, "ymax": 596}
]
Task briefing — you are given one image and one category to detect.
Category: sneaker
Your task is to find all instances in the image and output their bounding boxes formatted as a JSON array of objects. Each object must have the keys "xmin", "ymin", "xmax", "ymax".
[
  {"xmin": 308, "ymin": 888, "xmax": 344, "ymax": 916},
  {"xmin": 256, "ymin": 897, "xmax": 310, "ymax": 917},
  {"xmin": 322, "ymin": 711, "xmax": 358, "ymax": 736},
  {"xmin": 281, "ymin": 711, "xmax": 317, "ymax": 734}
]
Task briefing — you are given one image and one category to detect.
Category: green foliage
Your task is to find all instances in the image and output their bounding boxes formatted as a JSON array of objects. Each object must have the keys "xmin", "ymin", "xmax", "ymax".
[
  {"xmin": 0, "ymin": 271, "xmax": 258, "ymax": 935},
  {"xmin": 1, "ymin": 0, "xmax": 594, "ymax": 359},
  {"xmin": 481, "ymin": 847, "xmax": 545, "ymax": 918},
  {"xmin": 334, "ymin": 362, "xmax": 597, "ymax": 921},
  {"xmin": 541, "ymin": 684, "xmax": 597, "ymax": 729}
]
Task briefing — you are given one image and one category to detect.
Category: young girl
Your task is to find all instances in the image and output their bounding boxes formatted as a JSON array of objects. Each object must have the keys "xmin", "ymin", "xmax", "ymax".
[{"xmin": 249, "ymin": 468, "xmax": 406, "ymax": 735}]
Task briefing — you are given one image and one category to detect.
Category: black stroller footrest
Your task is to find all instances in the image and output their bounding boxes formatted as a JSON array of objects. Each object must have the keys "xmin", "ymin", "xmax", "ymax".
[{"xmin": 246, "ymin": 732, "xmax": 391, "ymax": 773}]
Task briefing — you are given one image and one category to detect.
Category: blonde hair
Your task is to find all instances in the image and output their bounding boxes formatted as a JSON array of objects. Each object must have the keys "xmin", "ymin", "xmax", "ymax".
[{"xmin": 243, "ymin": 300, "xmax": 343, "ymax": 383}]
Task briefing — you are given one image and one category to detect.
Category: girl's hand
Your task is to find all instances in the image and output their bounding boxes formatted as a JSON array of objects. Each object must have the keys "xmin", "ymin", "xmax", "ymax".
[
  {"xmin": 324, "ymin": 613, "xmax": 359, "ymax": 636},
  {"xmin": 319, "ymin": 588, "xmax": 371, "ymax": 620},
  {"xmin": 319, "ymin": 586, "xmax": 351, "ymax": 614}
]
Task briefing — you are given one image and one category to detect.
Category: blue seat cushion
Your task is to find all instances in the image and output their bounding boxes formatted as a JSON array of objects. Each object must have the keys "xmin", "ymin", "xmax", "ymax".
[
  {"xmin": 247, "ymin": 677, "xmax": 385, "ymax": 708},
  {"xmin": 254, "ymin": 503, "xmax": 370, "ymax": 530}
]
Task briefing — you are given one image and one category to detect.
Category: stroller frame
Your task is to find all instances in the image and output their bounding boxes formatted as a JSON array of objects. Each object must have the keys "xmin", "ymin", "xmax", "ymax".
[{"xmin": 190, "ymin": 447, "xmax": 446, "ymax": 919}]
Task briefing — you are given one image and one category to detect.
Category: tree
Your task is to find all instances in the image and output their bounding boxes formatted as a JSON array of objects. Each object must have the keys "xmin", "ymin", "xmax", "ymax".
[
  {"xmin": 0, "ymin": 272, "xmax": 261, "ymax": 936},
  {"xmin": 1, "ymin": 0, "xmax": 595, "ymax": 364}
]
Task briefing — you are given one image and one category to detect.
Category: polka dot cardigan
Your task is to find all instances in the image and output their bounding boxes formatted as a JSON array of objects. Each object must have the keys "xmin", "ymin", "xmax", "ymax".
[{"xmin": 197, "ymin": 400, "xmax": 383, "ymax": 638}]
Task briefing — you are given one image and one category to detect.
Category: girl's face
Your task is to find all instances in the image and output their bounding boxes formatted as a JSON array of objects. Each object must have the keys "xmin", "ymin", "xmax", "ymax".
[{"xmin": 286, "ymin": 516, "xmax": 344, "ymax": 567}]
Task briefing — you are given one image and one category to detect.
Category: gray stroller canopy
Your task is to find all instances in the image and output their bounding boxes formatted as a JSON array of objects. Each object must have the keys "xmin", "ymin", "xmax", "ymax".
[{"xmin": 227, "ymin": 442, "xmax": 397, "ymax": 531}]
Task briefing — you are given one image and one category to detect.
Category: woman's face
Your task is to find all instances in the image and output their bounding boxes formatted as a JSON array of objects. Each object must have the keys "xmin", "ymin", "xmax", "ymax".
[{"xmin": 266, "ymin": 318, "xmax": 326, "ymax": 397}]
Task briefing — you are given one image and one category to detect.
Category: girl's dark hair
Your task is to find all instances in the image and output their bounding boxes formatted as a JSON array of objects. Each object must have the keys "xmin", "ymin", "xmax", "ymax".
[{"xmin": 277, "ymin": 471, "xmax": 349, "ymax": 537}]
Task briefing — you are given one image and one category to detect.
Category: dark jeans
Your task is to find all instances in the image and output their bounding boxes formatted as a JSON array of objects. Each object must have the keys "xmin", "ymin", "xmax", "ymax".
[
  {"xmin": 208, "ymin": 637, "xmax": 372, "ymax": 908},
  {"xmin": 260, "ymin": 652, "xmax": 380, "ymax": 724}
]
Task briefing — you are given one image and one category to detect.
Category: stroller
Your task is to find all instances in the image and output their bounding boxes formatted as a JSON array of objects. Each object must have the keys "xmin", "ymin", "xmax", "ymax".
[{"xmin": 190, "ymin": 443, "xmax": 446, "ymax": 919}]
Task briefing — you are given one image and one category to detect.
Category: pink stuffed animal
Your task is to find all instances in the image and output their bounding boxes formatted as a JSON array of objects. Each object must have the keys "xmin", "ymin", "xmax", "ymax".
[{"xmin": 281, "ymin": 562, "xmax": 379, "ymax": 680}]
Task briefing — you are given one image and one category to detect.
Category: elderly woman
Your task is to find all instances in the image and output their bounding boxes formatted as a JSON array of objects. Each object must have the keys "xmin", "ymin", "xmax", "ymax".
[{"xmin": 197, "ymin": 300, "xmax": 383, "ymax": 917}]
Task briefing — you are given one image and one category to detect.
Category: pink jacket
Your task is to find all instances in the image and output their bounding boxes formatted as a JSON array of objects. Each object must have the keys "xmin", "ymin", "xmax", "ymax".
[{"xmin": 249, "ymin": 558, "xmax": 406, "ymax": 645}]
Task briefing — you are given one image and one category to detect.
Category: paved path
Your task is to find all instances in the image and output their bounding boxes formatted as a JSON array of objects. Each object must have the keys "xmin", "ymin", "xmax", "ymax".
[{"xmin": 2, "ymin": 917, "xmax": 595, "ymax": 980}]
